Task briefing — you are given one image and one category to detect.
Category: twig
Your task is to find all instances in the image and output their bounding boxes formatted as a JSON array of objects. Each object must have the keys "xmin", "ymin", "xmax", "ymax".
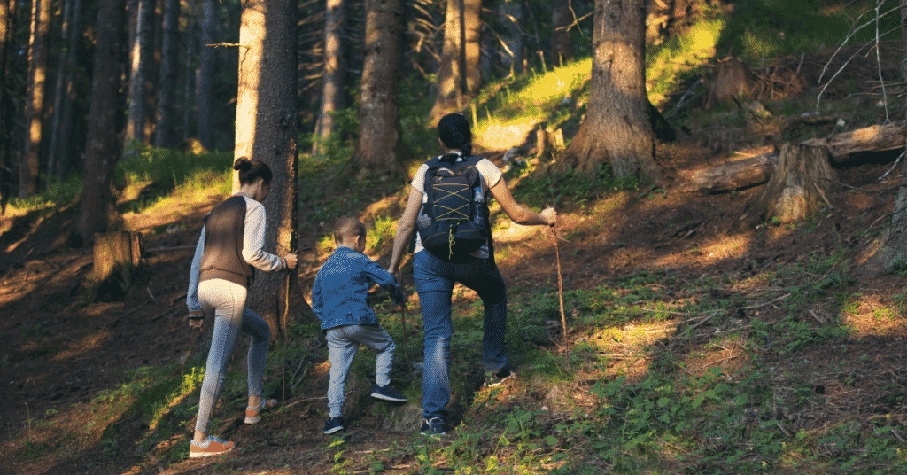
[
  {"xmin": 874, "ymin": 0, "xmax": 889, "ymax": 122},
  {"xmin": 146, "ymin": 286, "xmax": 156, "ymax": 302},
  {"xmin": 665, "ymin": 80, "xmax": 703, "ymax": 120},
  {"xmin": 777, "ymin": 421, "xmax": 792, "ymax": 437},
  {"xmin": 744, "ymin": 293, "xmax": 792, "ymax": 310},
  {"xmin": 809, "ymin": 309, "xmax": 826, "ymax": 324},
  {"xmin": 550, "ymin": 226, "xmax": 568, "ymax": 357},
  {"xmin": 821, "ymin": 177, "xmax": 900, "ymax": 193},
  {"xmin": 878, "ymin": 151, "xmax": 905, "ymax": 181},
  {"xmin": 106, "ymin": 298, "xmax": 153, "ymax": 327}
]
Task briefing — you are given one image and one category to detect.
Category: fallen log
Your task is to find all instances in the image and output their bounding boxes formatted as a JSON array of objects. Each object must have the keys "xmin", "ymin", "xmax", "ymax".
[
  {"xmin": 678, "ymin": 152, "xmax": 778, "ymax": 193},
  {"xmin": 802, "ymin": 120, "xmax": 905, "ymax": 164}
]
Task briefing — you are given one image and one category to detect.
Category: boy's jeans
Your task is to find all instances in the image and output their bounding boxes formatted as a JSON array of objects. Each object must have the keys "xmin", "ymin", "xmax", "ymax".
[
  {"xmin": 326, "ymin": 324, "xmax": 396, "ymax": 418},
  {"xmin": 413, "ymin": 251, "xmax": 508, "ymax": 419}
]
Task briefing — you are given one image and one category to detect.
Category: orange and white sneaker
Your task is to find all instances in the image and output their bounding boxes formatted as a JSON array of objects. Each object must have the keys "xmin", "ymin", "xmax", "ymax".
[
  {"xmin": 244, "ymin": 399, "xmax": 278, "ymax": 425},
  {"xmin": 189, "ymin": 436, "xmax": 235, "ymax": 458}
]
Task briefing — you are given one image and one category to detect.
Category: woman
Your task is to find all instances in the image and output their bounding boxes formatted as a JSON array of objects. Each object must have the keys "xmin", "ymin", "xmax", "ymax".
[
  {"xmin": 185, "ymin": 158, "xmax": 298, "ymax": 457},
  {"xmin": 388, "ymin": 113, "xmax": 555, "ymax": 436}
]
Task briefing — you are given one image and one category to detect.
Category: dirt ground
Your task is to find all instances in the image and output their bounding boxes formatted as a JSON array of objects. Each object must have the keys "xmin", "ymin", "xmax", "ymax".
[{"xmin": 2, "ymin": 138, "xmax": 906, "ymax": 473}]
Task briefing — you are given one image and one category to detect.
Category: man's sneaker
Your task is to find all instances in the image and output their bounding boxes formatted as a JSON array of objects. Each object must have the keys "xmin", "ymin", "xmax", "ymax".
[
  {"xmin": 322, "ymin": 417, "xmax": 345, "ymax": 434},
  {"xmin": 420, "ymin": 417, "xmax": 447, "ymax": 437},
  {"xmin": 244, "ymin": 398, "xmax": 277, "ymax": 424},
  {"xmin": 370, "ymin": 384, "xmax": 408, "ymax": 402},
  {"xmin": 189, "ymin": 436, "xmax": 235, "ymax": 458},
  {"xmin": 484, "ymin": 367, "xmax": 516, "ymax": 387}
]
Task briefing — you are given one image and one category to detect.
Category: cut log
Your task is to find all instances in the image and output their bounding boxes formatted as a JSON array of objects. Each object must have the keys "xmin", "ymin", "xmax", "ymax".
[
  {"xmin": 706, "ymin": 57, "xmax": 756, "ymax": 109},
  {"xmin": 678, "ymin": 152, "xmax": 777, "ymax": 193},
  {"xmin": 802, "ymin": 120, "xmax": 905, "ymax": 164},
  {"xmin": 739, "ymin": 144, "xmax": 835, "ymax": 227},
  {"xmin": 92, "ymin": 231, "xmax": 144, "ymax": 300}
]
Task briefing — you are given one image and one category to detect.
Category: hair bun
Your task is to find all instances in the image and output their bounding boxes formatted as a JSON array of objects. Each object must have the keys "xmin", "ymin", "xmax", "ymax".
[{"xmin": 233, "ymin": 158, "xmax": 252, "ymax": 171}]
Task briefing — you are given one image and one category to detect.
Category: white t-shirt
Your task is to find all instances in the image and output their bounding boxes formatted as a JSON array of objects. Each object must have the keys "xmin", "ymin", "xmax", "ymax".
[{"xmin": 410, "ymin": 155, "xmax": 503, "ymax": 257}]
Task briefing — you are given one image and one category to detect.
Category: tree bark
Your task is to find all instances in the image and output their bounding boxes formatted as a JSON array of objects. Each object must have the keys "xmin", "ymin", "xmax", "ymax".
[
  {"xmin": 560, "ymin": 0, "xmax": 661, "ymax": 184},
  {"xmin": 154, "ymin": 0, "xmax": 179, "ymax": 148},
  {"xmin": 196, "ymin": 0, "xmax": 217, "ymax": 150},
  {"xmin": 740, "ymin": 144, "xmax": 834, "ymax": 227},
  {"xmin": 127, "ymin": 0, "xmax": 153, "ymax": 144},
  {"xmin": 355, "ymin": 0, "xmax": 403, "ymax": 172},
  {"xmin": 92, "ymin": 231, "xmax": 143, "ymax": 300},
  {"xmin": 430, "ymin": 0, "xmax": 465, "ymax": 119},
  {"xmin": 678, "ymin": 152, "xmax": 777, "ymax": 193},
  {"xmin": 48, "ymin": 0, "xmax": 81, "ymax": 179},
  {"xmin": 236, "ymin": 0, "xmax": 306, "ymax": 338},
  {"xmin": 0, "ymin": 0, "xmax": 11, "ymax": 213},
  {"xmin": 80, "ymin": 0, "xmax": 127, "ymax": 243},
  {"xmin": 551, "ymin": 1, "xmax": 573, "ymax": 66},
  {"xmin": 802, "ymin": 121, "xmax": 906, "ymax": 164},
  {"xmin": 21, "ymin": 0, "xmax": 51, "ymax": 197},
  {"xmin": 464, "ymin": 0, "xmax": 480, "ymax": 96},
  {"xmin": 313, "ymin": 0, "xmax": 346, "ymax": 156}
]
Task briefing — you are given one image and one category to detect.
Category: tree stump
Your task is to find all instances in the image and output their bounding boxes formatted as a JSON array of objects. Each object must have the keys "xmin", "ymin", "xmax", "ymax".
[
  {"xmin": 92, "ymin": 231, "xmax": 144, "ymax": 300},
  {"xmin": 740, "ymin": 144, "xmax": 834, "ymax": 227},
  {"xmin": 706, "ymin": 57, "xmax": 755, "ymax": 108}
]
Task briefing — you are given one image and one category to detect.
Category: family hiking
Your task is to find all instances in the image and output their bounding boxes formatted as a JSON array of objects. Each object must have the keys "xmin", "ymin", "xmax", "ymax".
[{"xmin": 184, "ymin": 113, "xmax": 556, "ymax": 457}]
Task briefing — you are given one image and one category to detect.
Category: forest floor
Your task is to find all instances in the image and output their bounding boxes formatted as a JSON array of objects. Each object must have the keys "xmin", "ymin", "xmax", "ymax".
[{"xmin": 5, "ymin": 51, "xmax": 907, "ymax": 473}]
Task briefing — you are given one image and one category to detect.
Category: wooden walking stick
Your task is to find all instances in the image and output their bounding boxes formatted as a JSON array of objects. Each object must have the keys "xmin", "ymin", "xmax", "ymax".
[
  {"xmin": 550, "ymin": 224, "xmax": 568, "ymax": 353},
  {"xmin": 398, "ymin": 302, "xmax": 409, "ymax": 366}
]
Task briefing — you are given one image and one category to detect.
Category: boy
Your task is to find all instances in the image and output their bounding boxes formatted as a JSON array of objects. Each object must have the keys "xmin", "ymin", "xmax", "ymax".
[{"xmin": 312, "ymin": 216, "xmax": 408, "ymax": 434}]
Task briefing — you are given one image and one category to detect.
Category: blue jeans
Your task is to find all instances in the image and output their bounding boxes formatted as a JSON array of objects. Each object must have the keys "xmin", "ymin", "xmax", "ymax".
[
  {"xmin": 326, "ymin": 324, "xmax": 396, "ymax": 418},
  {"xmin": 414, "ymin": 251, "xmax": 508, "ymax": 419}
]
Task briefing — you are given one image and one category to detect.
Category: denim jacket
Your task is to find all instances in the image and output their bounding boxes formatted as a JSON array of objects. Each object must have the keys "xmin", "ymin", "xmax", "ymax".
[{"xmin": 311, "ymin": 246, "xmax": 400, "ymax": 331}]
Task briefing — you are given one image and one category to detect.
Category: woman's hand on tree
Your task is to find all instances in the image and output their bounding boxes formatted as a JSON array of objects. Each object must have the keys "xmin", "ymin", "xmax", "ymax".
[{"xmin": 283, "ymin": 253, "xmax": 298, "ymax": 269}]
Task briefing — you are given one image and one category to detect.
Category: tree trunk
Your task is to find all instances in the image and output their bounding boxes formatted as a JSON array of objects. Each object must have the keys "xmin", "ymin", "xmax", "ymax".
[
  {"xmin": 236, "ymin": 0, "xmax": 306, "ymax": 338},
  {"xmin": 551, "ymin": 1, "xmax": 572, "ymax": 66},
  {"xmin": 92, "ymin": 231, "xmax": 143, "ymax": 300},
  {"xmin": 355, "ymin": 0, "xmax": 403, "ymax": 172},
  {"xmin": 313, "ymin": 0, "xmax": 346, "ymax": 156},
  {"xmin": 196, "ymin": 0, "xmax": 216, "ymax": 150},
  {"xmin": 154, "ymin": 0, "xmax": 179, "ymax": 148},
  {"xmin": 499, "ymin": 0, "xmax": 524, "ymax": 75},
  {"xmin": 430, "ymin": 0, "xmax": 464, "ymax": 120},
  {"xmin": 561, "ymin": 0, "xmax": 660, "ymax": 183},
  {"xmin": 464, "ymin": 0, "xmax": 480, "ymax": 96},
  {"xmin": 740, "ymin": 144, "xmax": 834, "ymax": 227},
  {"xmin": 47, "ymin": 0, "xmax": 81, "ymax": 179},
  {"xmin": 127, "ymin": 0, "xmax": 153, "ymax": 144},
  {"xmin": 21, "ymin": 0, "xmax": 51, "ymax": 197},
  {"xmin": 0, "ymin": 0, "xmax": 10, "ymax": 213},
  {"xmin": 80, "ymin": 0, "xmax": 127, "ymax": 243}
]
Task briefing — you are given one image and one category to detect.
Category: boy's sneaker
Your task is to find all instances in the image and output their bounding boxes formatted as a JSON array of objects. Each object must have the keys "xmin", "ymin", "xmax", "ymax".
[
  {"xmin": 370, "ymin": 384, "xmax": 408, "ymax": 402},
  {"xmin": 484, "ymin": 367, "xmax": 516, "ymax": 387},
  {"xmin": 420, "ymin": 417, "xmax": 447, "ymax": 437},
  {"xmin": 322, "ymin": 417, "xmax": 345, "ymax": 434},
  {"xmin": 189, "ymin": 436, "xmax": 235, "ymax": 458}
]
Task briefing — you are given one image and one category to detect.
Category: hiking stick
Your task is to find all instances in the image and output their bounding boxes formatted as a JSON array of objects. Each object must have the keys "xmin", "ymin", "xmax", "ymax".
[
  {"xmin": 550, "ymin": 225, "xmax": 568, "ymax": 352},
  {"xmin": 398, "ymin": 303, "xmax": 409, "ymax": 366}
]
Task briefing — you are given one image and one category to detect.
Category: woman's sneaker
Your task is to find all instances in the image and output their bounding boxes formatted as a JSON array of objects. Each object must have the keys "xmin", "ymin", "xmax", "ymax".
[
  {"xmin": 419, "ymin": 417, "xmax": 447, "ymax": 437},
  {"xmin": 189, "ymin": 436, "xmax": 235, "ymax": 458},
  {"xmin": 323, "ymin": 417, "xmax": 345, "ymax": 434},
  {"xmin": 370, "ymin": 384, "xmax": 408, "ymax": 402},
  {"xmin": 484, "ymin": 367, "xmax": 516, "ymax": 387},
  {"xmin": 244, "ymin": 398, "xmax": 278, "ymax": 424}
]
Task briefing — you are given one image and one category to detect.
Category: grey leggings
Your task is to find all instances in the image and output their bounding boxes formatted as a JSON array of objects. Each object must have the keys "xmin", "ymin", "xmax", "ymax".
[{"xmin": 195, "ymin": 279, "xmax": 270, "ymax": 433}]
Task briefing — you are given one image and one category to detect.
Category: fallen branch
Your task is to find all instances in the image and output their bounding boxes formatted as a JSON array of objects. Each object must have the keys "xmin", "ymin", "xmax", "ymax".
[{"xmin": 744, "ymin": 293, "xmax": 792, "ymax": 310}]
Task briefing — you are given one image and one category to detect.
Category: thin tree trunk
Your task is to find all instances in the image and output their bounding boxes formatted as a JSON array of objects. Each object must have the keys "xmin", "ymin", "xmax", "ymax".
[
  {"xmin": 313, "ymin": 0, "xmax": 345, "ymax": 156},
  {"xmin": 48, "ymin": 0, "xmax": 81, "ymax": 179},
  {"xmin": 154, "ymin": 0, "xmax": 179, "ymax": 148},
  {"xmin": 561, "ymin": 0, "xmax": 660, "ymax": 184},
  {"xmin": 356, "ymin": 0, "xmax": 403, "ymax": 172},
  {"xmin": 196, "ymin": 0, "xmax": 216, "ymax": 150},
  {"xmin": 127, "ymin": 0, "xmax": 153, "ymax": 144},
  {"xmin": 464, "ymin": 0, "xmax": 480, "ymax": 96},
  {"xmin": 182, "ymin": 1, "xmax": 196, "ymax": 142},
  {"xmin": 236, "ymin": 0, "xmax": 305, "ymax": 337},
  {"xmin": 80, "ymin": 0, "xmax": 128, "ymax": 242},
  {"xmin": 551, "ymin": 1, "xmax": 572, "ymax": 66},
  {"xmin": 0, "ymin": 0, "xmax": 11, "ymax": 213},
  {"xmin": 430, "ymin": 0, "xmax": 464, "ymax": 120},
  {"xmin": 21, "ymin": 0, "xmax": 51, "ymax": 197}
]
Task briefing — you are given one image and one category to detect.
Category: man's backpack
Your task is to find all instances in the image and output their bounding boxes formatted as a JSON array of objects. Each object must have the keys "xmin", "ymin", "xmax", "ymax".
[{"xmin": 416, "ymin": 154, "xmax": 491, "ymax": 260}]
